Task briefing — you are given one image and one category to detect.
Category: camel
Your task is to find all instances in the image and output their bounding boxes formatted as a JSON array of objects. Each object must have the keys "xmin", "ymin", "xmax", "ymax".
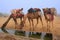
[
  {"xmin": 1, "ymin": 8, "xmax": 24, "ymax": 33},
  {"xmin": 22, "ymin": 8, "xmax": 43, "ymax": 31},
  {"xmin": 42, "ymin": 8, "xmax": 57, "ymax": 32}
]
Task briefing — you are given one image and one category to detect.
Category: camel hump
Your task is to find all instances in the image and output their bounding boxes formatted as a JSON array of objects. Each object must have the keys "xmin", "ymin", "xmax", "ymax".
[
  {"xmin": 11, "ymin": 9, "xmax": 16, "ymax": 14},
  {"xmin": 34, "ymin": 8, "xmax": 41, "ymax": 12},
  {"xmin": 28, "ymin": 8, "xmax": 36, "ymax": 13},
  {"xmin": 28, "ymin": 8, "xmax": 41, "ymax": 13},
  {"xmin": 11, "ymin": 8, "xmax": 23, "ymax": 14}
]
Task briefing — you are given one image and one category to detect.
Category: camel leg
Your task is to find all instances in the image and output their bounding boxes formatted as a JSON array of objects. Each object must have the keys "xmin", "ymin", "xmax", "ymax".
[
  {"xmin": 50, "ymin": 21, "xmax": 53, "ymax": 32},
  {"xmin": 47, "ymin": 21, "xmax": 49, "ymax": 31},
  {"xmin": 36, "ymin": 18, "xmax": 39, "ymax": 25},
  {"xmin": 31, "ymin": 19, "xmax": 34, "ymax": 31},
  {"xmin": 28, "ymin": 18, "xmax": 31, "ymax": 31},
  {"xmin": 20, "ymin": 18, "xmax": 22, "ymax": 24},
  {"xmin": 39, "ymin": 16, "xmax": 43, "ymax": 31},
  {"xmin": 37, "ymin": 18, "xmax": 39, "ymax": 24},
  {"xmin": 20, "ymin": 17, "xmax": 24, "ymax": 30},
  {"xmin": 49, "ymin": 21, "xmax": 51, "ymax": 32},
  {"xmin": 46, "ymin": 20, "xmax": 49, "ymax": 32},
  {"xmin": 1, "ymin": 16, "xmax": 11, "ymax": 33},
  {"xmin": 39, "ymin": 16, "xmax": 43, "ymax": 26},
  {"xmin": 35, "ymin": 18, "xmax": 38, "ymax": 29},
  {"xmin": 48, "ymin": 21, "xmax": 52, "ymax": 32},
  {"xmin": 51, "ymin": 21, "xmax": 53, "ymax": 29},
  {"xmin": 13, "ymin": 18, "xmax": 17, "ymax": 29}
]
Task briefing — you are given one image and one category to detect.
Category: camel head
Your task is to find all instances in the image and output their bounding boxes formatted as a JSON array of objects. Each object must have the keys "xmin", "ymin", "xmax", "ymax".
[
  {"xmin": 49, "ymin": 8, "xmax": 57, "ymax": 16},
  {"xmin": 42, "ymin": 8, "xmax": 49, "ymax": 14}
]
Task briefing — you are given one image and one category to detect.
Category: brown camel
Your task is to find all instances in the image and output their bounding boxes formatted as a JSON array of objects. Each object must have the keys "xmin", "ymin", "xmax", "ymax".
[
  {"xmin": 1, "ymin": 8, "xmax": 24, "ymax": 33},
  {"xmin": 22, "ymin": 8, "xmax": 43, "ymax": 31},
  {"xmin": 42, "ymin": 8, "xmax": 57, "ymax": 32}
]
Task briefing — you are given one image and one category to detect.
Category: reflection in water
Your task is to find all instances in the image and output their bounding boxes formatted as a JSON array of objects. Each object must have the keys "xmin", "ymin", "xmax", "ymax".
[
  {"xmin": 25, "ymin": 31, "xmax": 30, "ymax": 37},
  {"xmin": 0, "ymin": 29, "xmax": 3, "ymax": 33},
  {"xmin": 6, "ymin": 29, "xmax": 15, "ymax": 35},
  {"xmin": 0, "ymin": 29, "xmax": 47, "ymax": 39},
  {"xmin": 33, "ymin": 32, "xmax": 36, "ymax": 34},
  {"xmin": 1, "ymin": 28, "xmax": 8, "ymax": 33},
  {"xmin": 0, "ymin": 29, "xmax": 15, "ymax": 35},
  {"xmin": 30, "ymin": 32, "xmax": 33, "ymax": 35},
  {"xmin": 41, "ymin": 32, "xmax": 46, "ymax": 40}
]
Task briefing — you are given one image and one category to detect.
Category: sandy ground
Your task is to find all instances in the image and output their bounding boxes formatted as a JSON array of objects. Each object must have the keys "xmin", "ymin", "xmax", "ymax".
[{"xmin": 0, "ymin": 16, "xmax": 60, "ymax": 40}]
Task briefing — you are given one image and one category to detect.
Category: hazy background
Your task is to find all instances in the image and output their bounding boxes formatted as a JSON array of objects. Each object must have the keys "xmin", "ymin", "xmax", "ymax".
[{"xmin": 0, "ymin": 0, "xmax": 60, "ymax": 15}]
